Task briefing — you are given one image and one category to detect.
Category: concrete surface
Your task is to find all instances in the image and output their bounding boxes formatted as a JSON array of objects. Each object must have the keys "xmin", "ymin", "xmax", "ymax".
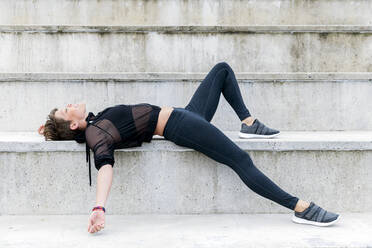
[
  {"xmin": 1, "ymin": 0, "xmax": 372, "ymax": 26},
  {"xmin": 1, "ymin": 26, "xmax": 372, "ymax": 73},
  {"xmin": 1, "ymin": 131, "xmax": 371, "ymax": 214},
  {"xmin": 3, "ymin": 25, "xmax": 372, "ymax": 33},
  {"xmin": 0, "ymin": 213, "xmax": 371, "ymax": 248},
  {"xmin": 2, "ymin": 72, "xmax": 372, "ymax": 81},
  {"xmin": 1, "ymin": 131, "xmax": 372, "ymax": 152},
  {"xmin": 1, "ymin": 73, "xmax": 372, "ymax": 131}
]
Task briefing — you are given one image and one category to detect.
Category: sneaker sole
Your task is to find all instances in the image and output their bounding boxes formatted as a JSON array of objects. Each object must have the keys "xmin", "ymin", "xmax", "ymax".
[
  {"xmin": 238, "ymin": 132, "xmax": 280, "ymax": 139},
  {"xmin": 291, "ymin": 214, "xmax": 340, "ymax": 227}
]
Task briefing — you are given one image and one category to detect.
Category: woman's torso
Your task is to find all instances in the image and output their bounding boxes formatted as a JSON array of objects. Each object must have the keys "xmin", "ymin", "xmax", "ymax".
[{"xmin": 154, "ymin": 106, "xmax": 174, "ymax": 136}]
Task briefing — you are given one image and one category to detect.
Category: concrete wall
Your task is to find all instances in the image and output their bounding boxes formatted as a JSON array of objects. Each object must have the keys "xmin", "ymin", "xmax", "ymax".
[
  {"xmin": 1, "ymin": 26, "xmax": 372, "ymax": 72},
  {"xmin": 1, "ymin": 76, "xmax": 372, "ymax": 131},
  {"xmin": 0, "ymin": 149, "xmax": 371, "ymax": 214},
  {"xmin": 1, "ymin": 0, "xmax": 371, "ymax": 25},
  {"xmin": 1, "ymin": 0, "xmax": 371, "ymax": 218}
]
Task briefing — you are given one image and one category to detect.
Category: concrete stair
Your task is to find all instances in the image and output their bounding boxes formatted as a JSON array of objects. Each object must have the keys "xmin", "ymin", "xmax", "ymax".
[
  {"xmin": 1, "ymin": 213, "xmax": 372, "ymax": 248},
  {"xmin": 1, "ymin": 131, "xmax": 371, "ymax": 215},
  {"xmin": 1, "ymin": 25, "xmax": 372, "ymax": 72},
  {"xmin": 0, "ymin": 1, "xmax": 371, "ymax": 246},
  {"xmin": 1, "ymin": 0, "xmax": 372, "ymax": 25},
  {"xmin": 1, "ymin": 72, "xmax": 372, "ymax": 132}
]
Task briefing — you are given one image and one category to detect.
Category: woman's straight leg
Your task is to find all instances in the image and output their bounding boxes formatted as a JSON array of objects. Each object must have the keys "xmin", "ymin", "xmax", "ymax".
[
  {"xmin": 163, "ymin": 109, "xmax": 299, "ymax": 210},
  {"xmin": 185, "ymin": 62, "xmax": 251, "ymax": 122}
]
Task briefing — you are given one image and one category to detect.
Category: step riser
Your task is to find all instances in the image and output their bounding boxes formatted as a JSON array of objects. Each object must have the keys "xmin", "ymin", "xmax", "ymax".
[
  {"xmin": 1, "ymin": 32, "xmax": 372, "ymax": 72},
  {"xmin": 1, "ymin": 0, "xmax": 371, "ymax": 25},
  {"xmin": 1, "ymin": 80, "xmax": 372, "ymax": 131},
  {"xmin": 1, "ymin": 150, "xmax": 371, "ymax": 214}
]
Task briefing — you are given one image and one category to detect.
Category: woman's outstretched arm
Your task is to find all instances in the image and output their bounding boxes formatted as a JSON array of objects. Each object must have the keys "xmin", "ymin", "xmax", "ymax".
[
  {"xmin": 88, "ymin": 164, "xmax": 113, "ymax": 233},
  {"xmin": 96, "ymin": 164, "xmax": 113, "ymax": 207}
]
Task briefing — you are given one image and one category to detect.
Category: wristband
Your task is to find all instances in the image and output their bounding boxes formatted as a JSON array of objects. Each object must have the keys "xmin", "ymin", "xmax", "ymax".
[{"xmin": 92, "ymin": 206, "xmax": 106, "ymax": 213}]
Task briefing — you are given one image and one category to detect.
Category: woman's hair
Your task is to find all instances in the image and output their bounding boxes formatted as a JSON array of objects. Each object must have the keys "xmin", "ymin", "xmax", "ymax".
[{"xmin": 42, "ymin": 108, "xmax": 80, "ymax": 141}]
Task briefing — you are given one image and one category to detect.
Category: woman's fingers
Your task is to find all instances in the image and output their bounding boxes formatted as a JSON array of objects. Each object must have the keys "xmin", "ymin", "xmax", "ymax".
[
  {"xmin": 87, "ymin": 215, "xmax": 105, "ymax": 233},
  {"xmin": 37, "ymin": 125, "xmax": 45, "ymax": 135},
  {"xmin": 88, "ymin": 224, "xmax": 104, "ymax": 233},
  {"xmin": 88, "ymin": 217, "xmax": 94, "ymax": 232},
  {"xmin": 88, "ymin": 221, "xmax": 92, "ymax": 232}
]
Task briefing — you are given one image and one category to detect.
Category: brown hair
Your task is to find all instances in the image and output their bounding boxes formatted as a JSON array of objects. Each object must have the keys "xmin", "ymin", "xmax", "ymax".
[{"xmin": 42, "ymin": 108, "xmax": 80, "ymax": 141}]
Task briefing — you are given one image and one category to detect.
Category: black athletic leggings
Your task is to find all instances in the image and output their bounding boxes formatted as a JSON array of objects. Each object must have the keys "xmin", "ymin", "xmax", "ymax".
[{"xmin": 163, "ymin": 62, "xmax": 299, "ymax": 210}]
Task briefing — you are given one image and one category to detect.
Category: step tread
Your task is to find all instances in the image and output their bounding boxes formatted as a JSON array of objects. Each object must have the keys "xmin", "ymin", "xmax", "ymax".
[
  {"xmin": 1, "ymin": 213, "xmax": 371, "ymax": 247},
  {"xmin": 1, "ymin": 25, "xmax": 372, "ymax": 33},
  {"xmin": 1, "ymin": 72, "xmax": 372, "ymax": 81},
  {"xmin": 1, "ymin": 131, "xmax": 372, "ymax": 152}
]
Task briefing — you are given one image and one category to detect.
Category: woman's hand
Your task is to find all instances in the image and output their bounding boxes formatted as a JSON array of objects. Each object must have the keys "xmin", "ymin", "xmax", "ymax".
[
  {"xmin": 38, "ymin": 125, "xmax": 45, "ymax": 135},
  {"xmin": 88, "ymin": 210, "xmax": 105, "ymax": 233}
]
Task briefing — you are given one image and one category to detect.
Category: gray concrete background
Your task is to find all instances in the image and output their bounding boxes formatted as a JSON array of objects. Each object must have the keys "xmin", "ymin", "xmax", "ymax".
[
  {"xmin": 1, "ymin": 138, "xmax": 371, "ymax": 214},
  {"xmin": 0, "ymin": 214, "xmax": 371, "ymax": 248},
  {"xmin": 1, "ymin": 26, "xmax": 372, "ymax": 72},
  {"xmin": 1, "ymin": 0, "xmax": 371, "ymax": 231},
  {"xmin": 1, "ymin": 0, "xmax": 372, "ymax": 25},
  {"xmin": 1, "ymin": 76, "xmax": 372, "ymax": 131}
]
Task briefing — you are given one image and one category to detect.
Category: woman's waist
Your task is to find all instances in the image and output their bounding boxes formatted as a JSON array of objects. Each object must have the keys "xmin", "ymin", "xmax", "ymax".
[
  {"xmin": 154, "ymin": 106, "xmax": 174, "ymax": 136},
  {"xmin": 162, "ymin": 107, "xmax": 189, "ymax": 139}
]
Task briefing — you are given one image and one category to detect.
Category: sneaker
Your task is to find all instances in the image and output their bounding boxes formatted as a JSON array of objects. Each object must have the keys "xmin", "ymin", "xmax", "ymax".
[
  {"xmin": 239, "ymin": 119, "xmax": 280, "ymax": 139},
  {"xmin": 292, "ymin": 202, "xmax": 340, "ymax": 227}
]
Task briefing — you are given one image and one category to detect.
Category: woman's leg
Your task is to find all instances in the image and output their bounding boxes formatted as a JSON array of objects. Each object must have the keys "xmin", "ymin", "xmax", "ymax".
[
  {"xmin": 185, "ymin": 62, "xmax": 251, "ymax": 123},
  {"xmin": 163, "ymin": 108, "xmax": 300, "ymax": 210}
]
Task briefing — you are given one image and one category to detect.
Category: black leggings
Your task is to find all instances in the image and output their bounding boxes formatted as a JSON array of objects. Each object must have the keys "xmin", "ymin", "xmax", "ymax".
[{"xmin": 163, "ymin": 62, "xmax": 299, "ymax": 210}]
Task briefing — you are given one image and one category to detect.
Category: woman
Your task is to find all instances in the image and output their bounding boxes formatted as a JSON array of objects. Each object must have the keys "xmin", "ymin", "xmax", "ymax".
[{"xmin": 38, "ymin": 62, "xmax": 339, "ymax": 233}]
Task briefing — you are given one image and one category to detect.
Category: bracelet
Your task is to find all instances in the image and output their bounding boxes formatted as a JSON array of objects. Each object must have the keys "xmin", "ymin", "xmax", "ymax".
[{"xmin": 92, "ymin": 206, "xmax": 106, "ymax": 213}]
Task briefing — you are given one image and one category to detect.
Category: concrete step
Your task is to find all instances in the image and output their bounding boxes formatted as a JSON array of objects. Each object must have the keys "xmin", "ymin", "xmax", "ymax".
[
  {"xmin": 1, "ymin": 0, "xmax": 372, "ymax": 26},
  {"xmin": 1, "ymin": 72, "xmax": 372, "ymax": 132},
  {"xmin": 1, "ymin": 131, "xmax": 371, "ymax": 215},
  {"xmin": 1, "ymin": 25, "xmax": 372, "ymax": 73},
  {"xmin": 1, "ymin": 213, "xmax": 371, "ymax": 248}
]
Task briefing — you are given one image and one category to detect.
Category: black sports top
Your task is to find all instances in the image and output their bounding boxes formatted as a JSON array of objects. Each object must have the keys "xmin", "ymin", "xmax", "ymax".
[{"xmin": 74, "ymin": 103, "xmax": 161, "ymax": 186}]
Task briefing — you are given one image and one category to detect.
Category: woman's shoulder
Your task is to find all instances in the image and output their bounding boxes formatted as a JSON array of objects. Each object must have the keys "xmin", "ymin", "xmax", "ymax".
[{"xmin": 85, "ymin": 119, "xmax": 121, "ymax": 147}]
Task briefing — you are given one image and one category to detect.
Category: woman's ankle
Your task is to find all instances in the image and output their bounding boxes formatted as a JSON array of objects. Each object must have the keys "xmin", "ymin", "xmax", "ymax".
[
  {"xmin": 242, "ymin": 116, "xmax": 255, "ymax": 126},
  {"xmin": 294, "ymin": 199, "xmax": 310, "ymax": 212}
]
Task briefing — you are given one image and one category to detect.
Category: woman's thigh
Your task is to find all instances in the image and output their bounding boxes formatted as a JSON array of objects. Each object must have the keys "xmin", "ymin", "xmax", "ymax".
[
  {"xmin": 184, "ymin": 62, "xmax": 251, "ymax": 123},
  {"xmin": 184, "ymin": 62, "xmax": 230, "ymax": 122}
]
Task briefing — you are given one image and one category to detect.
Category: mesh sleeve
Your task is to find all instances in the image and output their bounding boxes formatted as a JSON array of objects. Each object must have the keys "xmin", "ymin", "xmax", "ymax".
[
  {"xmin": 85, "ymin": 119, "xmax": 122, "ymax": 170},
  {"xmin": 92, "ymin": 139, "xmax": 115, "ymax": 170}
]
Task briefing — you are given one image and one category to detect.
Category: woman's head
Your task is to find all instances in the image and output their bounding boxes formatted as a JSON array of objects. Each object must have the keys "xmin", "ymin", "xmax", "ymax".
[{"xmin": 38, "ymin": 103, "xmax": 88, "ymax": 141}]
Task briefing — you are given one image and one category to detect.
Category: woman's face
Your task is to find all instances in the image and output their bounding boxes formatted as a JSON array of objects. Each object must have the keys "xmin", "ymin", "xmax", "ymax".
[{"xmin": 55, "ymin": 103, "xmax": 87, "ymax": 124}]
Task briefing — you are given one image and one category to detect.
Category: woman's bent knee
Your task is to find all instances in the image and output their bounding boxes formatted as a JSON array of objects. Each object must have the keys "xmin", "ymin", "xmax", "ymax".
[{"xmin": 214, "ymin": 61, "xmax": 232, "ymax": 71}]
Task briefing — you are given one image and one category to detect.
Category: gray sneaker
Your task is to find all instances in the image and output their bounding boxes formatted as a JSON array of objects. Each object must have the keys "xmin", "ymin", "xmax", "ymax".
[
  {"xmin": 292, "ymin": 202, "xmax": 340, "ymax": 227},
  {"xmin": 239, "ymin": 119, "xmax": 280, "ymax": 139}
]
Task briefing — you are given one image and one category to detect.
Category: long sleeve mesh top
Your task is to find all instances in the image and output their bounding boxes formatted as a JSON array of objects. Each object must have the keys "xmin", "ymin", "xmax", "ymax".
[{"xmin": 74, "ymin": 103, "xmax": 161, "ymax": 186}]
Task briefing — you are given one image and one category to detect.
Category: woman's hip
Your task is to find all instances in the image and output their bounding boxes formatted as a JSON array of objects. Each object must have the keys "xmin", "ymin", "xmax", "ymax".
[{"xmin": 163, "ymin": 107, "xmax": 247, "ymax": 165}]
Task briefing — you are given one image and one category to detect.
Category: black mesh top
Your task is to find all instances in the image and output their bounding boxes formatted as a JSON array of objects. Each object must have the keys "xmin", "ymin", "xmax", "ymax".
[{"xmin": 74, "ymin": 103, "xmax": 161, "ymax": 186}]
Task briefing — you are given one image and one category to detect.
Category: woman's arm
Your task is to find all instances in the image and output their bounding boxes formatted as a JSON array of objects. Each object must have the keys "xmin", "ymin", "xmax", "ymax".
[
  {"xmin": 88, "ymin": 164, "xmax": 113, "ymax": 233},
  {"xmin": 96, "ymin": 164, "xmax": 113, "ymax": 206}
]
